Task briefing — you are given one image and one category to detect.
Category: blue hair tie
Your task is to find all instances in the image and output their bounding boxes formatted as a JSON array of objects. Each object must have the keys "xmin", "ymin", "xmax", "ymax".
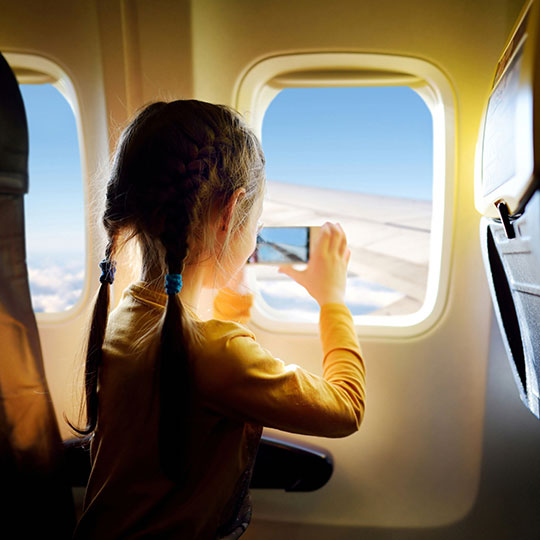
[
  {"xmin": 165, "ymin": 274, "xmax": 183, "ymax": 295},
  {"xmin": 99, "ymin": 259, "xmax": 117, "ymax": 284}
]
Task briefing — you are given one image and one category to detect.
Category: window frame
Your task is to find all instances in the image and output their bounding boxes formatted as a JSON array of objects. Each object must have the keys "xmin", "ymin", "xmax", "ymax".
[
  {"xmin": 5, "ymin": 52, "xmax": 89, "ymax": 321},
  {"xmin": 235, "ymin": 52, "xmax": 456, "ymax": 338}
]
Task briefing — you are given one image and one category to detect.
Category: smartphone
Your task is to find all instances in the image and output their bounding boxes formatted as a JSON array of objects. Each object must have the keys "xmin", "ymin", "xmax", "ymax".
[{"xmin": 248, "ymin": 226, "xmax": 320, "ymax": 264}]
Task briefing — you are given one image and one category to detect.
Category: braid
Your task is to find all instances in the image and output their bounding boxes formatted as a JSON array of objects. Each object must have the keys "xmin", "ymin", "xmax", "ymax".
[
  {"xmin": 158, "ymin": 250, "xmax": 191, "ymax": 480},
  {"xmin": 69, "ymin": 235, "xmax": 117, "ymax": 435},
  {"xmin": 157, "ymin": 172, "xmax": 198, "ymax": 479}
]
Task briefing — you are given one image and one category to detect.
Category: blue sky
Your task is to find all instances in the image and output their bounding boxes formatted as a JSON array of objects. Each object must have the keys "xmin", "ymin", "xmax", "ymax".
[
  {"xmin": 20, "ymin": 84, "xmax": 84, "ymax": 262},
  {"xmin": 262, "ymin": 86, "xmax": 433, "ymax": 200}
]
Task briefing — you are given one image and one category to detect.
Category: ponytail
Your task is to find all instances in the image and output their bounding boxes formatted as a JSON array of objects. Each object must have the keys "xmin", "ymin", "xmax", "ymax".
[
  {"xmin": 157, "ymin": 249, "xmax": 193, "ymax": 480},
  {"xmin": 69, "ymin": 242, "xmax": 116, "ymax": 435}
]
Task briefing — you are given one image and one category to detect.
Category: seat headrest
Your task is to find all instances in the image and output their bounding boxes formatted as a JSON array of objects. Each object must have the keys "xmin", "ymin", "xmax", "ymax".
[{"xmin": 0, "ymin": 52, "xmax": 28, "ymax": 195}]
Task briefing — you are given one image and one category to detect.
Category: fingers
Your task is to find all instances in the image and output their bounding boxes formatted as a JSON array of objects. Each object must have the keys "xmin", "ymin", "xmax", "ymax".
[
  {"xmin": 320, "ymin": 222, "xmax": 347, "ymax": 257},
  {"xmin": 337, "ymin": 223, "xmax": 348, "ymax": 256},
  {"xmin": 278, "ymin": 222, "xmax": 350, "ymax": 306},
  {"xmin": 326, "ymin": 222, "xmax": 339, "ymax": 252},
  {"xmin": 280, "ymin": 222, "xmax": 349, "ymax": 271},
  {"xmin": 316, "ymin": 222, "xmax": 331, "ymax": 253}
]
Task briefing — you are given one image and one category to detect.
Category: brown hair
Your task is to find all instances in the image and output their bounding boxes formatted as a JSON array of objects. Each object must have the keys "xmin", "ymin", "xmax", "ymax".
[{"xmin": 72, "ymin": 100, "xmax": 265, "ymax": 480}]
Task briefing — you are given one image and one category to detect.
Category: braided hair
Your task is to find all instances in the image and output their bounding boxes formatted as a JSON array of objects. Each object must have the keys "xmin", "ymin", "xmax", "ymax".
[{"xmin": 71, "ymin": 100, "xmax": 265, "ymax": 480}]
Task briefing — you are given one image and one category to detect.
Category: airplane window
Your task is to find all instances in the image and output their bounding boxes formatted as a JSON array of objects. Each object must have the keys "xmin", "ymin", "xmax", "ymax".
[
  {"xmin": 20, "ymin": 84, "xmax": 85, "ymax": 313},
  {"xmin": 257, "ymin": 86, "xmax": 433, "ymax": 321}
]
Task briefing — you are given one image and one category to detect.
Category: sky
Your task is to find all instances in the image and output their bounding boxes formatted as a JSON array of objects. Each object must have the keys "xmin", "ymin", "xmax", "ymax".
[
  {"xmin": 262, "ymin": 86, "xmax": 433, "ymax": 200},
  {"xmin": 21, "ymin": 84, "xmax": 84, "ymax": 260},
  {"xmin": 20, "ymin": 84, "xmax": 433, "ymax": 313}
]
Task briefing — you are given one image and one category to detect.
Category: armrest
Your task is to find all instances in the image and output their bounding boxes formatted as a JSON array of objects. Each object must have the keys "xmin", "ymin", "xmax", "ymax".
[
  {"xmin": 63, "ymin": 433, "xmax": 334, "ymax": 492},
  {"xmin": 251, "ymin": 434, "xmax": 333, "ymax": 492}
]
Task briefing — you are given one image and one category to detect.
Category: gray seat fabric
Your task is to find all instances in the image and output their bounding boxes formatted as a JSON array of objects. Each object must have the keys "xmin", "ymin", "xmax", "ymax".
[{"xmin": 0, "ymin": 51, "xmax": 74, "ymax": 537}]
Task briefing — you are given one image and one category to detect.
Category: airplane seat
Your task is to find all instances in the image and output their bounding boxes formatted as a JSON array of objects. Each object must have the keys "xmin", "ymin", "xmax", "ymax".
[
  {"xmin": 482, "ymin": 196, "xmax": 540, "ymax": 419},
  {"xmin": 0, "ymin": 51, "xmax": 75, "ymax": 537},
  {"xmin": 477, "ymin": 0, "xmax": 540, "ymax": 420}
]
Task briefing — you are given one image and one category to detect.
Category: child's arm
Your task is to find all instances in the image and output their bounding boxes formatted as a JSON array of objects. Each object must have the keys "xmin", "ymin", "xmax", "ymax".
[
  {"xmin": 200, "ymin": 222, "xmax": 365, "ymax": 437},
  {"xmin": 212, "ymin": 287, "xmax": 253, "ymax": 325},
  {"xmin": 196, "ymin": 302, "xmax": 365, "ymax": 438}
]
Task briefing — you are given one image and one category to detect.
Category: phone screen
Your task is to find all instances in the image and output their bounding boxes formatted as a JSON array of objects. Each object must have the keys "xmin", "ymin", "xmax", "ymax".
[{"xmin": 249, "ymin": 226, "xmax": 310, "ymax": 264}]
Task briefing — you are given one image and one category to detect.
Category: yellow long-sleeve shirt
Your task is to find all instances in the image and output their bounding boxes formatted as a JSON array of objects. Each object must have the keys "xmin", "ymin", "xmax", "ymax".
[{"xmin": 74, "ymin": 282, "xmax": 365, "ymax": 539}]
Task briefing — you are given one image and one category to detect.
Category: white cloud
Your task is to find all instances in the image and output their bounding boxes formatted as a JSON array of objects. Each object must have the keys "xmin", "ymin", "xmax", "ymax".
[
  {"xmin": 257, "ymin": 275, "xmax": 403, "ymax": 321},
  {"xmin": 28, "ymin": 264, "xmax": 84, "ymax": 313}
]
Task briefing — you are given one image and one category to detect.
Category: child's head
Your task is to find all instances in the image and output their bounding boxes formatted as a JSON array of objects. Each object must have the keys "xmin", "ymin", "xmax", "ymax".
[{"xmin": 104, "ymin": 100, "xmax": 265, "ymax": 285}]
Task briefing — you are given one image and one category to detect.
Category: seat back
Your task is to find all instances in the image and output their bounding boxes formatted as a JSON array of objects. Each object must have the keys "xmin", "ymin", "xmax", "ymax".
[
  {"xmin": 475, "ymin": 1, "xmax": 540, "ymax": 420},
  {"xmin": 0, "ymin": 51, "xmax": 75, "ymax": 537}
]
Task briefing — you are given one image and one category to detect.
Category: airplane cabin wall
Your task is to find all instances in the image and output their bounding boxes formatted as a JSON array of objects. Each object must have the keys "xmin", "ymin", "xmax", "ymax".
[{"xmin": 1, "ymin": 0, "xmax": 539, "ymax": 537}]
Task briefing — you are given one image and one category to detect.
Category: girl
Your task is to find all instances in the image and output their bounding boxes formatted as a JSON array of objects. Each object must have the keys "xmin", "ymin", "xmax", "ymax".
[{"xmin": 72, "ymin": 100, "xmax": 365, "ymax": 539}]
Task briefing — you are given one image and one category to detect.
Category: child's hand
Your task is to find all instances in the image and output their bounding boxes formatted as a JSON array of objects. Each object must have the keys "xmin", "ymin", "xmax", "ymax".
[{"xmin": 278, "ymin": 222, "xmax": 350, "ymax": 307}]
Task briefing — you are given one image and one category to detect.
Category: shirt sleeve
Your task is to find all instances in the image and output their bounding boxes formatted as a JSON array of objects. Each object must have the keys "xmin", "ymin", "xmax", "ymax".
[
  {"xmin": 197, "ymin": 303, "xmax": 365, "ymax": 438},
  {"xmin": 212, "ymin": 288, "xmax": 254, "ymax": 325}
]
